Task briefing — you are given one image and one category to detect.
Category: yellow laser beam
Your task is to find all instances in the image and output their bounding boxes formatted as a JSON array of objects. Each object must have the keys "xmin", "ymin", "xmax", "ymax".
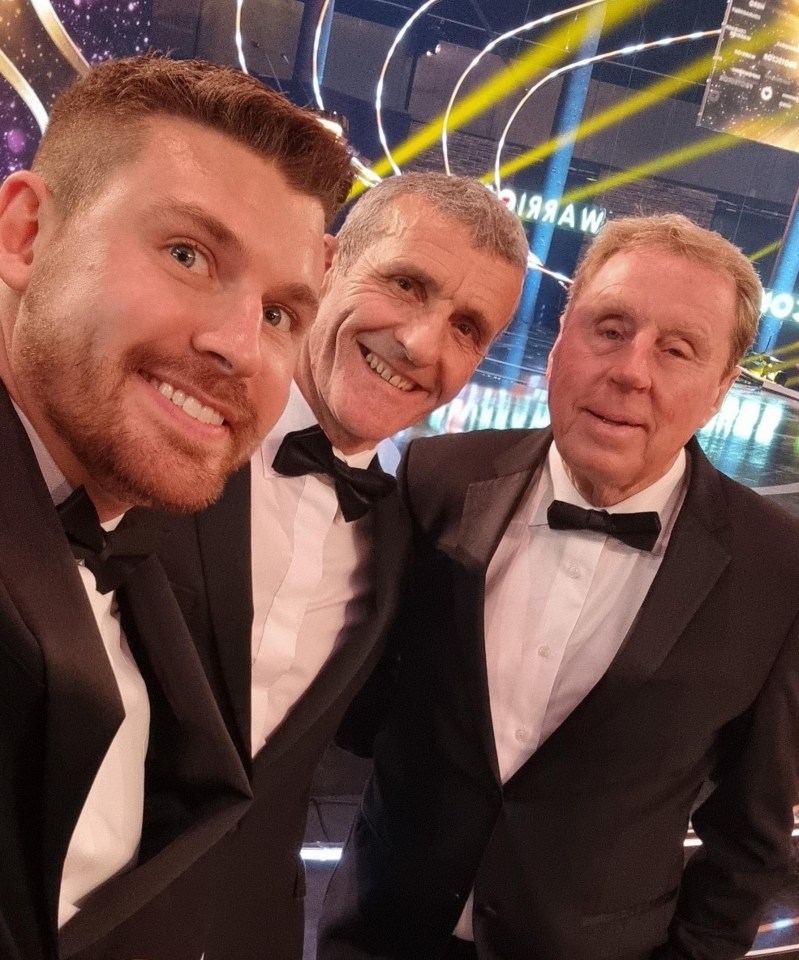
[
  {"xmin": 349, "ymin": 0, "xmax": 663, "ymax": 198},
  {"xmin": 561, "ymin": 133, "xmax": 733, "ymax": 204},
  {"xmin": 750, "ymin": 240, "xmax": 781, "ymax": 263},
  {"xmin": 493, "ymin": 21, "xmax": 775, "ymax": 184},
  {"xmin": 563, "ymin": 98, "xmax": 799, "ymax": 205},
  {"xmin": 492, "ymin": 51, "xmax": 716, "ymax": 182}
]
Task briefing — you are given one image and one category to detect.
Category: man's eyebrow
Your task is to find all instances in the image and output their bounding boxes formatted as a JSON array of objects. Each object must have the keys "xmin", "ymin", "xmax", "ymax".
[
  {"xmin": 272, "ymin": 282, "xmax": 320, "ymax": 314},
  {"xmin": 150, "ymin": 200, "xmax": 246, "ymax": 257},
  {"xmin": 387, "ymin": 261, "xmax": 491, "ymax": 338},
  {"xmin": 151, "ymin": 201, "xmax": 320, "ymax": 313}
]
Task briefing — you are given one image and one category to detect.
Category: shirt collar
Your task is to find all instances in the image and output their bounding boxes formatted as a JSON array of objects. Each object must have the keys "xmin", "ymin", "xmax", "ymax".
[
  {"xmin": 532, "ymin": 442, "xmax": 687, "ymax": 529},
  {"xmin": 12, "ymin": 400, "xmax": 126, "ymax": 529},
  {"xmin": 259, "ymin": 380, "xmax": 380, "ymax": 477},
  {"xmin": 12, "ymin": 400, "xmax": 73, "ymax": 506}
]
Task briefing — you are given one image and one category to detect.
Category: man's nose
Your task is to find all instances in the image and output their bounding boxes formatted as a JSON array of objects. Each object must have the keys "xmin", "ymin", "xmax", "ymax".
[
  {"xmin": 393, "ymin": 309, "xmax": 447, "ymax": 367},
  {"xmin": 610, "ymin": 340, "xmax": 653, "ymax": 390},
  {"xmin": 191, "ymin": 295, "xmax": 263, "ymax": 378}
]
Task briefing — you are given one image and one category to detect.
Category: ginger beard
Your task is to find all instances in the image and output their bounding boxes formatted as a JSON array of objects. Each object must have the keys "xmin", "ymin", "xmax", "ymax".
[{"xmin": 13, "ymin": 265, "xmax": 261, "ymax": 513}]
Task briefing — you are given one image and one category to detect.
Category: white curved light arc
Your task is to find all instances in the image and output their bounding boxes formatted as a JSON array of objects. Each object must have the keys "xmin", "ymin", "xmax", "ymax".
[
  {"xmin": 375, "ymin": 0, "xmax": 441, "ymax": 176},
  {"xmin": 29, "ymin": 0, "xmax": 90, "ymax": 75},
  {"xmin": 442, "ymin": 0, "xmax": 608, "ymax": 176},
  {"xmin": 311, "ymin": 0, "xmax": 379, "ymax": 188},
  {"xmin": 312, "ymin": 0, "xmax": 334, "ymax": 109},
  {"xmin": 493, "ymin": 29, "xmax": 719, "ymax": 193},
  {"xmin": 235, "ymin": 0, "xmax": 249, "ymax": 74},
  {"xmin": 528, "ymin": 250, "xmax": 572, "ymax": 286},
  {"xmin": 0, "ymin": 47, "xmax": 48, "ymax": 133}
]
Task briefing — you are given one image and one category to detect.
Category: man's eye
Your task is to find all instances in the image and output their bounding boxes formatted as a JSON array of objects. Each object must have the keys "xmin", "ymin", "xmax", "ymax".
[
  {"xmin": 666, "ymin": 346, "xmax": 689, "ymax": 359},
  {"xmin": 454, "ymin": 319, "xmax": 478, "ymax": 341},
  {"xmin": 395, "ymin": 277, "xmax": 414, "ymax": 292},
  {"xmin": 263, "ymin": 305, "xmax": 292, "ymax": 331},
  {"xmin": 169, "ymin": 244, "xmax": 209, "ymax": 274}
]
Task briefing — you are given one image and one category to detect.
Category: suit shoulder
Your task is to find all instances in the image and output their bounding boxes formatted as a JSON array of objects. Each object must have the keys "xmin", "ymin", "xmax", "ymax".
[
  {"xmin": 405, "ymin": 429, "xmax": 533, "ymax": 480},
  {"xmin": 400, "ymin": 428, "xmax": 539, "ymax": 530},
  {"xmin": 717, "ymin": 471, "xmax": 799, "ymax": 557}
]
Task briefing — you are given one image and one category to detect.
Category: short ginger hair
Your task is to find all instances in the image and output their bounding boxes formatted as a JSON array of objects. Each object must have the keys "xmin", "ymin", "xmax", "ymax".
[{"xmin": 33, "ymin": 54, "xmax": 354, "ymax": 225}]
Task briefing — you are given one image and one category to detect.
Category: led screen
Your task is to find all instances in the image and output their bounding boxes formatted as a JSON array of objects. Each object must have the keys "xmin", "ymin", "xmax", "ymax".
[{"xmin": 699, "ymin": 0, "xmax": 799, "ymax": 153}]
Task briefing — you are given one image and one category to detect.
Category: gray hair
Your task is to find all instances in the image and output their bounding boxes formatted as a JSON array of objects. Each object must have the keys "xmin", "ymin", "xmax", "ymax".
[{"xmin": 334, "ymin": 172, "xmax": 529, "ymax": 272}]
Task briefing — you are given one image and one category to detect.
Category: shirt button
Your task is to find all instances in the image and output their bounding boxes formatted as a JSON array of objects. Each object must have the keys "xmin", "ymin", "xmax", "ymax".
[
  {"xmin": 537, "ymin": 645, "xmax": 551, "ymax": 658},
  {"xmin": 566, "ymin": 562, "xmax": 580, "ymax": 578},
  {"xmin": 515, "ymin": 728, "xmax": 529, "ymax": 742}
]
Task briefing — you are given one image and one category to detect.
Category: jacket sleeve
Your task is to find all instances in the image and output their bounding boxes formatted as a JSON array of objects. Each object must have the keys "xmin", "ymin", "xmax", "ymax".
[{"xmin": 652, "ymin": 612, "xmax": 799, "ymax": 959}]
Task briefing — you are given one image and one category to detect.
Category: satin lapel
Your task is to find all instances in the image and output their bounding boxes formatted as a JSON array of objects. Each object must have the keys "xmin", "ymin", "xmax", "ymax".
[
  {"xmin": 438, "ymin": 430, "xmax": 552, "ymax": 571},
  {"xmin": 440, "ymin": 431, "xmax": 551, "ymax": 779},
  {"xmin": 60, "ymin": 554, "xmax": 252, "ymax": 957},
  {"xmin": 194, "ymin": 463, "xmax": 253, "ymax": 763},
  {"xmin": 0, "ymin": 386, "xmax": 124, "ymax": 932},
  {"xmin": 257, "ymin": 490, "xmax": 410, "ymax": 765},
  {"xmin": 528, "ymin": 439, "xmax": 731, "ymax": 766}
]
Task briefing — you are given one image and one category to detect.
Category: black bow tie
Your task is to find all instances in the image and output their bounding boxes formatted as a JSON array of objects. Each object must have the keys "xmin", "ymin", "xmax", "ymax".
[
  {"xmin": 547, "ymin": 499, "xmax": 661, "ymax": 552},
  {"xmin": 57, "ymin": 487, "xmax": 168, "ymax": 593},
  {"xmin": 272, "ymin": 425, "xmax": 396, "ymax": 522}
]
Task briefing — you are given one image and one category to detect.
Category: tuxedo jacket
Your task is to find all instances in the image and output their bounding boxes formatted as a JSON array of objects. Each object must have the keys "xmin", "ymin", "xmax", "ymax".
[
  {"xmin": 320, "ymin": 428, "xmax": 799, "ymax": 960},
  {"xmin": 0, "ymin": 384, "xmax": 251, "ymax": 960},
  {"xmin": 73, "ymin": 457, "xmax": 410, "ymax": 959}
]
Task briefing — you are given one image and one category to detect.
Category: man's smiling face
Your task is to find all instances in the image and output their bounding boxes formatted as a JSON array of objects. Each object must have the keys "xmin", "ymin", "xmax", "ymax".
[
  {"xmin": 2, "ymin": 116, "xmax": 326, "ymax": 518},
  {"xmin": 546, "ymin": 247, "xmax": 739, "ymax": 507},
  {"xmin": 300, "ymin": 194, "xmax": 523, "ymax": 453}
]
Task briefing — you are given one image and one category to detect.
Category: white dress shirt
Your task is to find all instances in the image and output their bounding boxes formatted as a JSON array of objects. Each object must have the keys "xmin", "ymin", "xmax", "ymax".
[
  {"xmin": 453, "ymin": 441, "xmax": 687, "ymax": 940},
  {"xmin": 249, "ymin": 383, "xmax": 398, "ymax": 756},
  {"xmin": 13, "ymin": 404, "xmax": 149, "ymax": 929}
]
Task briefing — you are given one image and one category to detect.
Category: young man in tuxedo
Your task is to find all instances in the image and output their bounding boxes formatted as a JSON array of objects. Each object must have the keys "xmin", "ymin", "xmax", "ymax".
[
  {"xmin": 88, "ymin": 172, "xmax": 530, "ymax": 960},
  {"xmin": 320, "ymin": 214, "xmax": 799, "ymax": 960},
  {"xmin": 0, "ymin": 54, "xmax": 352, "ymax": 960}
]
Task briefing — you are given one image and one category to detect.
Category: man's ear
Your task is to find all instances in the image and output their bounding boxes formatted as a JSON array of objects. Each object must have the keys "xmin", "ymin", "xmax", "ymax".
[
  {"xmin": 546, "ymin": 313, "xmax": 567, "ymax": 381},
  {"xmin": 323, "ymin": 233, "xmax": 337, "ymax": 272},
  {"xmin": 702, "ymin": 364, "xmax": 739, "ymax": 426},
  {"xmin": 320, "ymin": 233, "xmax": 338, "ymax": 296},
  {"xmin": 0, "ymin": 171, "xmax": 51, "ymax": 293}
]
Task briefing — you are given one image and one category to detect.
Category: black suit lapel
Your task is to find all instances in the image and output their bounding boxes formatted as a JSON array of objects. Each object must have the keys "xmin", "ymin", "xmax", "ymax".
[
  {"xmin": 438, "ymin": 431, "xmax": 551, "ymax": 779},
  {"xmin": 194, "ymin": 463, "xmax": 253, "ymax": 763},
  {"xmin": 440, "ymin": 430, "xmax": 552, "ymax": 571},
  {"xmin": 59, "ymin": 551, "xmax": 252, "ymax": 957},
  {"xmin": 0, "ymin": 385, "xmax": 124, "ymax": 934}
]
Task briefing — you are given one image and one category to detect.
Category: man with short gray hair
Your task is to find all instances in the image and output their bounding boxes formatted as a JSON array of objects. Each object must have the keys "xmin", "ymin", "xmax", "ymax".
[{"xmin": 84, "ymin": 171, "xmax": 528, "ymax": 960}]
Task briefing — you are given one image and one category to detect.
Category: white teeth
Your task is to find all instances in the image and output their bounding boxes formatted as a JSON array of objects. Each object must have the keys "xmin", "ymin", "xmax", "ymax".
[
  {"xmin": 147, "ymin": 376, "xmax": 224, "ymax": 426},
  {"xmin": 363, "ymin": 351, "xmax": 415, "ymax": 392},
  {"xmin": 182, "ymin": 396, "xmax": 202, "ymax": 419}
]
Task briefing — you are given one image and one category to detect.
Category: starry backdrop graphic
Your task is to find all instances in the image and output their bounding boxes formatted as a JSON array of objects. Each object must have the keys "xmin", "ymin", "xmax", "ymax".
[{"xmin": 0, "ymin": 0, "xmax": 151, "ymax": 175}]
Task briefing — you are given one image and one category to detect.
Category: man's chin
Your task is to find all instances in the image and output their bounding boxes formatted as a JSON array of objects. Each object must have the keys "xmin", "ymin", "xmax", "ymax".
[{"xmin": 87, "ymin": 454, "xmax": 233, "ymax": 515}]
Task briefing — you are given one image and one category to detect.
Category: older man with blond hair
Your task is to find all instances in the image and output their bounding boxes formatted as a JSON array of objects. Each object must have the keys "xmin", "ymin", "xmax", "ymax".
[{"xmin": 321, "ymin": 214, "xmax": 799, "ymax": 960}]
